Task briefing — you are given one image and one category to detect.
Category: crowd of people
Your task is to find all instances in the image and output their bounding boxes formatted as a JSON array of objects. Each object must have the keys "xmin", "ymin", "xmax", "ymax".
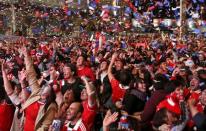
[
  {"xmin": 0, "ymin": 33, "xmax": 205, "ymax": 131},
  {"xmin": 0, "ymin": 0, "xmax": 206, "ymax": 131}
]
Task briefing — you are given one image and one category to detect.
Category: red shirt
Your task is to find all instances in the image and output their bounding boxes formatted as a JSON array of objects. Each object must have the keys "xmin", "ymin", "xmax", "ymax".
[
  {"xmin": 77, "ymin": 67, "xmax": 95, "ymax": 81},
  {"xmin": 24, "ymin": 101, "xmax": 43, "ymax": 131},
  {"xmin": 0, "ymin": 101, "xmax": 14, "ymax": 131},
  {"xmin": 82, "ymin": 100, "xmax": 97, "ymax": 129},
  {"xmin": 110, "ymin": 78, "xmax": 127, "ymax": 103},
  {"xmin": 62, "ymin": 119, "xmax": 88, "ymax": 131}
]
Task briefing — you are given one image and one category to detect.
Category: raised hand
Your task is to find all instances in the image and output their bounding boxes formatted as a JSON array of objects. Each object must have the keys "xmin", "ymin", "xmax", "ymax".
[
  {"xmin": 111, "ymin": 52, "xmax": 119, "ymax": 61},
  {"xmin": 21, "ymin": 46, "xmax": 28, "ymax": 57},
  {"xmin": 103, "ymin": 110, "xmax": 119, "ymax": 127},
  {"xmin": 1, "ymin": 59, "xmax": 6, "ymax": 72}
]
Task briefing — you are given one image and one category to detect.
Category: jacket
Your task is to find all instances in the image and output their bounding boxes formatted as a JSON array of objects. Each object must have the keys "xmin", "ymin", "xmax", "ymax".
[{"xmin": 22, "ymin": 54, "xmax": 57, "ymax": 131}]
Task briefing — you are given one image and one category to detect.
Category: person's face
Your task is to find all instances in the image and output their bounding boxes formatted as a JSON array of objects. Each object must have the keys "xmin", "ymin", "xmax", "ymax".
[
  {"xmin": 179, "ymin": 70, "xmax": 187, "ymax": 77},
  {"xmin": 50, "ymin": 66, "xmax": 56, "ymax": 72},
  {"xmin": 175, "ymin": 88, "xmax": 184, "ymax": 99},
  {"xmin": 132, "ymin": 68, "xmax": 139, "ymax": 75},
  {"xmin": 98, "ymin": 53, "xmax": 103, "ymax": 59},
  {"xmin": 70, "ymin": 56, "xmax": 77, "ymax": 64},
  {"xmin": 80, "ymin": 88, "xmax": 88, "ymax": 101},
  {"xmin": 52, "ymin": 84, "xmax": 59, "ymax": 93},
  {"xmin": 115, "ymin": 60, "xmax": 123, "ymax": 71},
  {"xmin": 41, "ymin": 86, "xmax": 51, "ymax": 101},
  {"xmin": 190, "ymin": 78, "xmax": 199, "ymax": 90},
  {"xmin": 66, "ymin": 103, "xmax": 81, "ymax": 121},
  {"xmin": 157, "ymin": 49, "xmax": 162, "ymax": 54},
  {"xmin": 200, "ymin": 73, "xmax": 206, "ymax": 79},
  {"xmin": 76, "ymin": 56, "xmax": 84, "ymax": 67},
  {"xmin": 7, "ymin": 61, "xmax": 14, "ymax": 69},
  {"xmin": 147, "ymin": 51, "xmax": 152, "ymax": 56},
  {"xmin": 100, "ymin": 61, "xmax": 108, "ymax": 71},
  {"xmin": 199, "ymin": 54, "xmax": 204, "ymax": 61},
  {"xmin": 64, "ymin": 90, "xmax": 74, "ymax": 104},
  {"xmin": 138, "ymin": 81, "xmax": 146, "ymax": 92},
  {"xmin": 19, "ymin": 90, "xmax": 30, "ymax": 104},
  {"xmin": 63, "ymin": 66, "xmax": 73, "ymax": 79},
  {"xmin": 166, "ymin": 110, "xmax": 178, "ymax": 125},
  {"xmin": 14, "ymin": 86, "xmax": 21, "ymax": 95},
  {"xmin": 200, "ymin": 90, "xmax": 206, "ymax": 105}
]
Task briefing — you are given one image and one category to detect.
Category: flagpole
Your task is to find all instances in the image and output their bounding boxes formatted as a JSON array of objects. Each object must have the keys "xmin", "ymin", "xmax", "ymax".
[
  {"xmin": 10, "ymin": 2, "xmax": 16, "ymax": 34},
  {"xmin": 180, "ymin": 0, "xmax": 185, "ymax": 41}
]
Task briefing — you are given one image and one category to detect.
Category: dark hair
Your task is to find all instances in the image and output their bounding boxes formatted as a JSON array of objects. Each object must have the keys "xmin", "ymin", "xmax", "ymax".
[
  {"xmin": 64, "ymin": 63, "xmax": 77, "ymax": 76},
  {"xmin": 129, "ymin": 78, "xmax": 144, "ymax": 90},
  {"xmin": 164, "ymin": 81, "xmax": 178, "ymax": 94},
  {"xmin": 78, "ymin": 54, "xmax": 87, "ymax": 61},
  {"xmin": 152, "ymin": 108, "xmax": 168, "ymax": 129},
  {"xmin": 44, "ymin": 87, "xmax": 57, "ymax": 112},
  {"xmin": 118, "ymin": 70, "xmax": 132, "ymax": 86},
  {"xmin": 153, "ymin": 74, "xmax": 169, "ymax": 90}
]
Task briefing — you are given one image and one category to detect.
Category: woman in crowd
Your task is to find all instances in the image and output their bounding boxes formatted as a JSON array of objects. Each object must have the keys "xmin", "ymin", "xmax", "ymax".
[{"xmin": 20, "ymin": 47, "xmax": 58, "ymax": 131}]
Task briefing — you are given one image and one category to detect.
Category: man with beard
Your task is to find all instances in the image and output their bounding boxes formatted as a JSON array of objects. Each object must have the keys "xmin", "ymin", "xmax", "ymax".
[{"xmin": 62, "ymin": 102, "xmax": 87, "ymax": 131}]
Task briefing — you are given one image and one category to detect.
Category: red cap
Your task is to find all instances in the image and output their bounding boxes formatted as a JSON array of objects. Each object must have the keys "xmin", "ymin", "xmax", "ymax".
[{"xmin": 157, "ymin": 97, "xmax": 181, "ymax": 115}]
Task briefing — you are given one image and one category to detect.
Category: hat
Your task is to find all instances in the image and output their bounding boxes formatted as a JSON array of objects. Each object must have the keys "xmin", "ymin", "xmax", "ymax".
[{"xmin": 157, "ymin": 97, "xmax": 181, "ymax": 115}]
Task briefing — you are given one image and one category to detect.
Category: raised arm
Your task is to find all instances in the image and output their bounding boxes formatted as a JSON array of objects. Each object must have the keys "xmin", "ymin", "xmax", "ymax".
[
  {"xmin": 1, "ymin": 60, "xmax": 14, "ymax": 96},
  {"xmin": 188, "ymin": 98, "xmax": 206, "ymax": 129},
  {"xmin": 108, "ymin": 52, "xmax": 118, "ymax": 81},
  {"xmin": 22, "ymin": 47, "xmax": 40, "ymax": 94},
  {"xmin": 81, "ymin": 76, "xmax": 96, "ymax": 107}
]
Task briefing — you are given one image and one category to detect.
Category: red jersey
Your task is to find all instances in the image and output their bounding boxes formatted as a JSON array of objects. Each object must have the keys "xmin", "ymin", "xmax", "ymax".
[
  {"xmin": 82, "ymin": 100, "xmax": 97, "ymax": 129},
  {"xmin": 77, "ymin": 67, "xmax": 95, "ymax": 81},
  {"xmin": 0, "ymin": 101, "xmax": 14, "ymax": 131},
  {"xmin": 187, "ymin": 91, "xmax": 204, "ymax": 127},
  {"xmin": 62, "ymin": 119, "xmax": 87, "ymax": 131},
  {"xmin": 24, "ymin": 101, "xmax": 44, "ymax": 131},
  {"xmin": 110, "ymin": 78, "xmax": 127, "ymax": 103}
]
